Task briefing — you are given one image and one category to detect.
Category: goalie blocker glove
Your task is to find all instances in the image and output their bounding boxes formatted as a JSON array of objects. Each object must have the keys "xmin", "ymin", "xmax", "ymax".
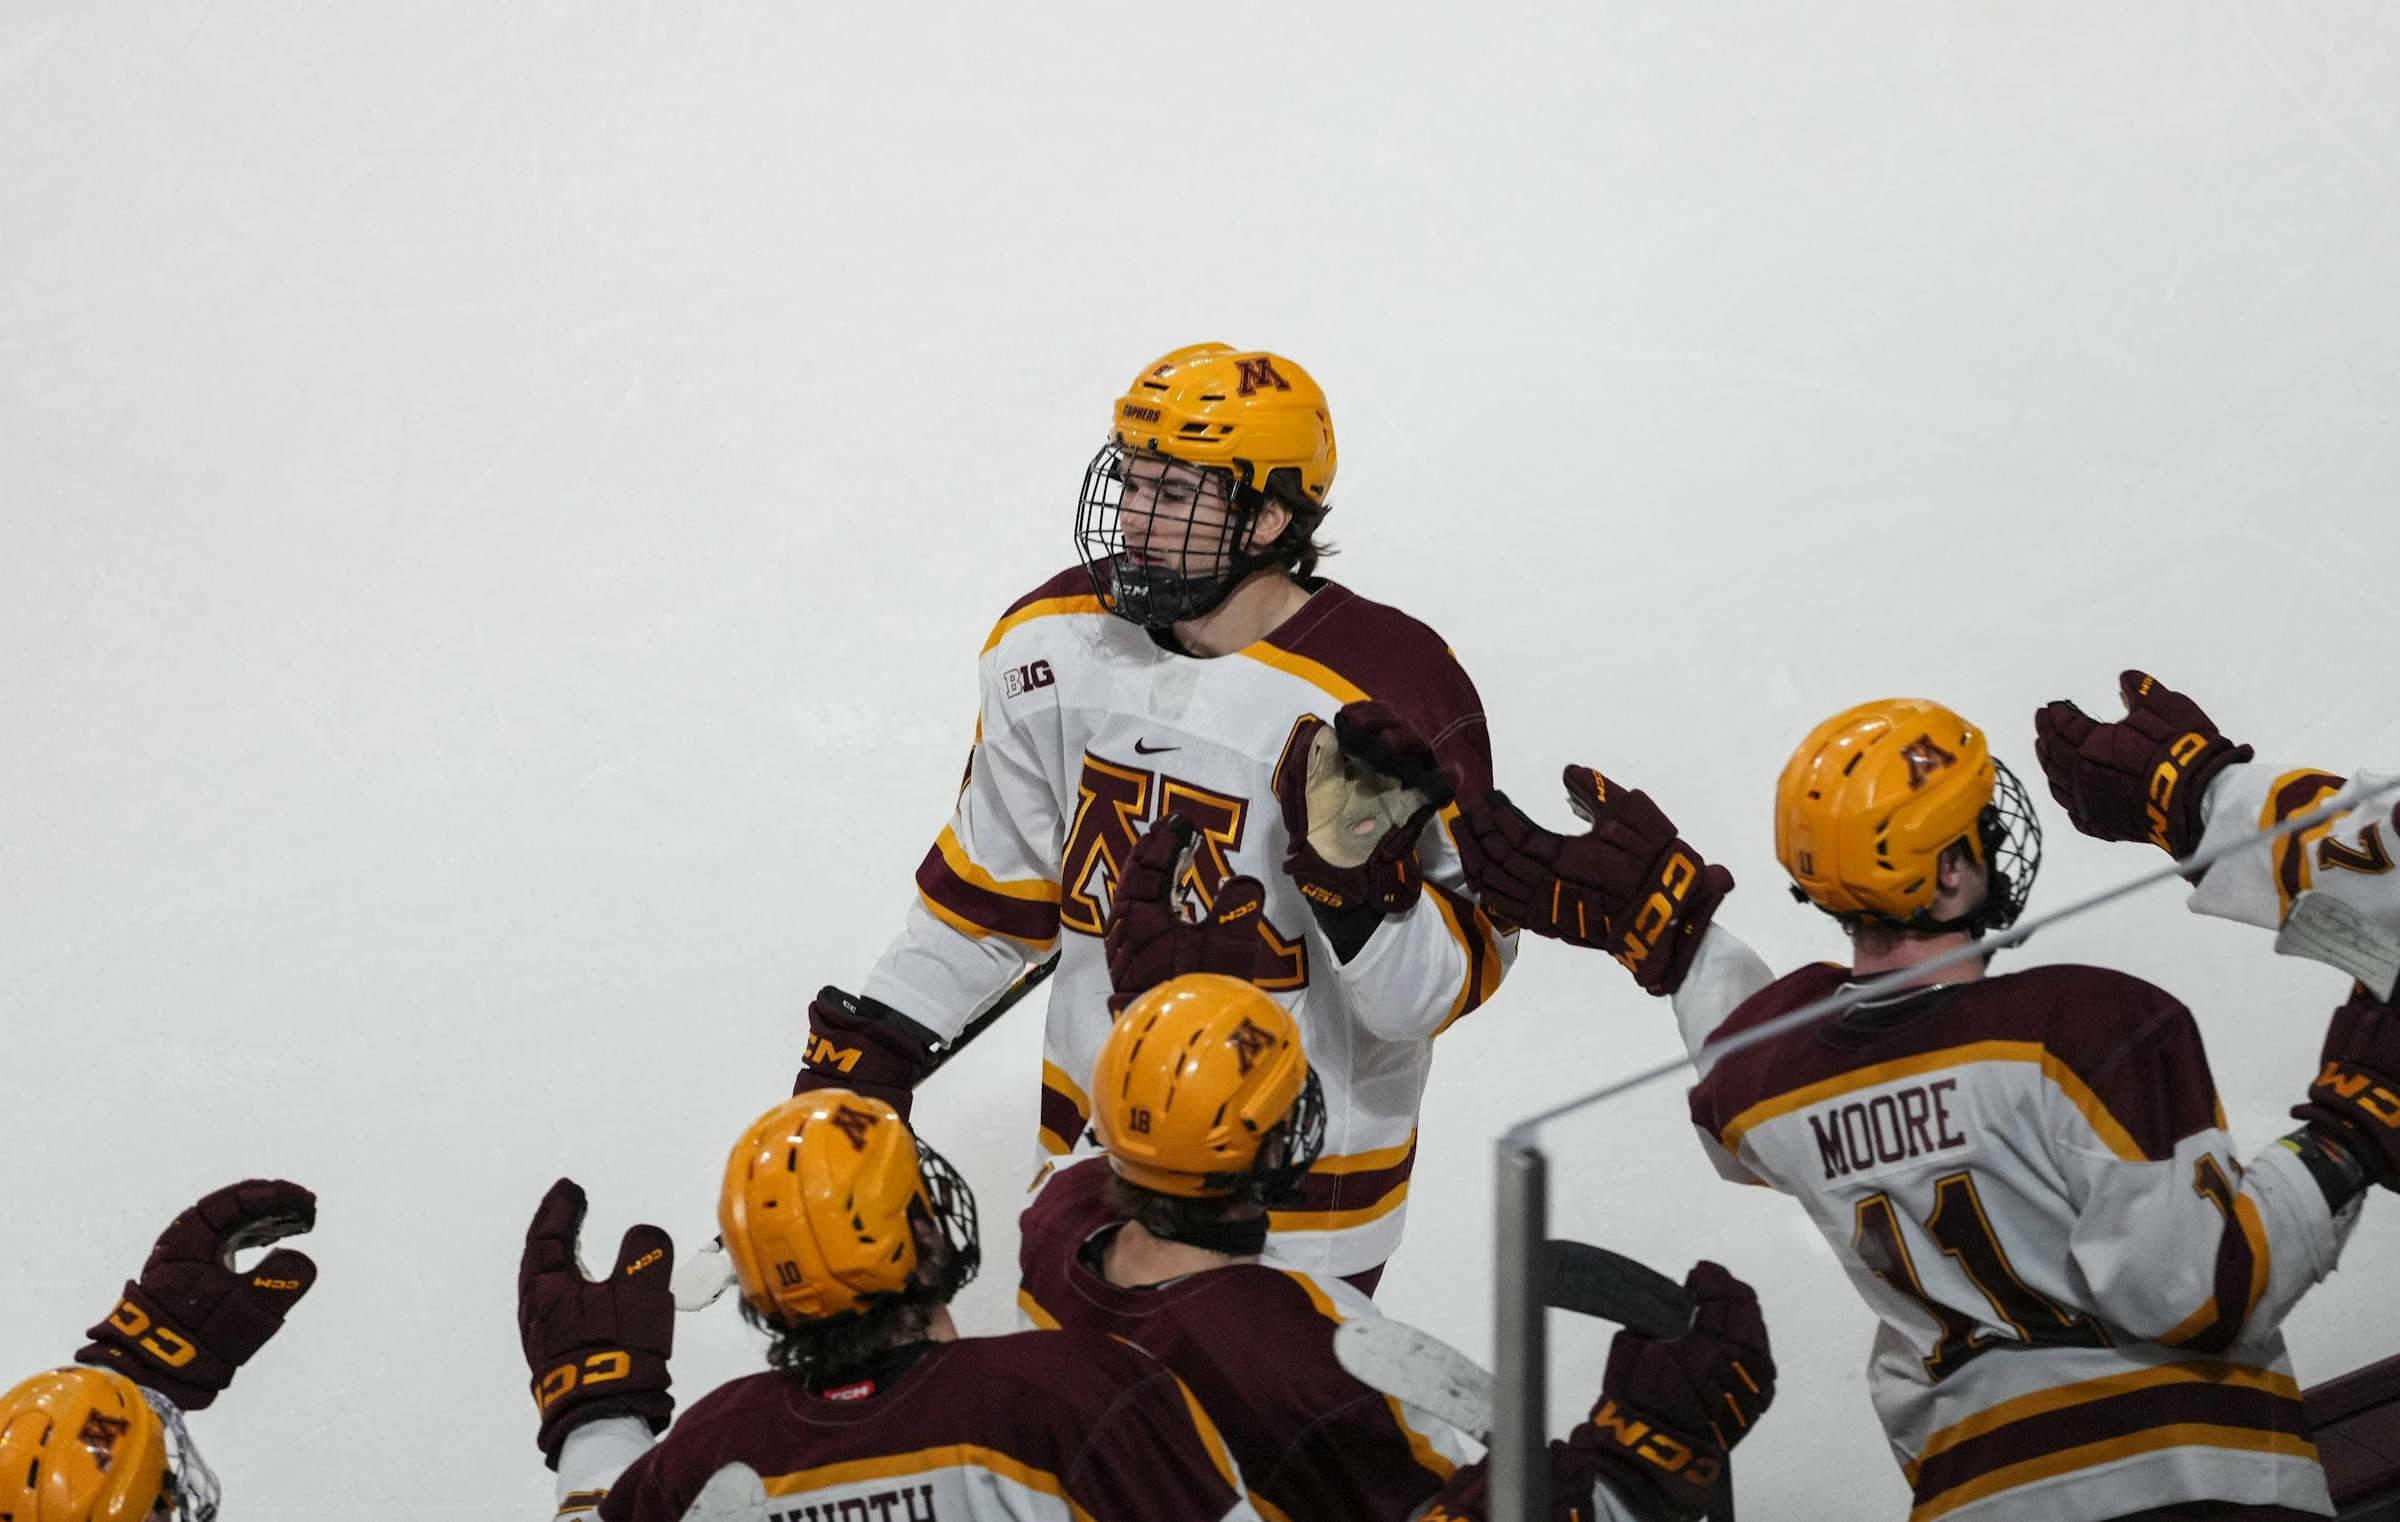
[
  {"xmin": 2291, "ymin": 984, "xmax": 2400, "ymax": 1193},
  {"xmin": 792, "ymin": 986, "xmax": 943, "ymax": 1117},
  {"xmin": 1457, "ymin": 766, "xmax": 1732, "ymax": 996},
  {"xmin": 2033, "ymin": 670, "xmax": 2254, "ymax": 859},
  {"xmin": 1273, "ymin": 701, "xmax": 1457, "ymax": 959},
  {"xmin": 1104, "ymin": 813, "xmax": 1287, "ymax": 1010},
  {"xmin": 77, "ymin": 1178, "xmax": 319, "ymax": 1411},
  {"xmin": 518, "ymin": 1178, "xmax": 677, "ymax": 1468}
]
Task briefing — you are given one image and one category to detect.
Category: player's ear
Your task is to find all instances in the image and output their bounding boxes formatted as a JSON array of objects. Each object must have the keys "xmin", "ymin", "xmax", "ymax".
[{"xmin": 1250, "ymin": 495, "xmax": 1292, "ymax": 546}]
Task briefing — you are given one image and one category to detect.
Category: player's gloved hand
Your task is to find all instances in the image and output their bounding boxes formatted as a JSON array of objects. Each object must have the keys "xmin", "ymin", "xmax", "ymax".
[
  {"xmin": 1274, "ymin": 701, "xmax": 1456, "ymax": 919},
  {"xmin": 76, "ymin": 1178, "xmax": 318, "ymax": 1411},
  {"xmin": 1457, "ymin": 767, "xmax": 1732, "ymax": 995},
  {"xmin": 1418, "ymin": 1440, "xmax": 1630, "ymax": 1522},
  {"xmin": 1568, "ymin": 1260, "xmax": 1775, "ymax": 1522},
  {"xmin": 519, "ymin": 1178, "xmax": 677, "ymax": 1469},
  {"xmin": 793, "ymin": 986, "xmax": 942, "ymax": 1119},
  {"xmin": 1104, "ymin": 814, "xmax": 1284, "ymax": 1009},
  {"xmin": 2291, "ymin": 985, "xmax": 2400, "ymax": 1191},
  {"xmin": 2033, "ymin": 670, "xmax": 2254, "ymax": 859}
]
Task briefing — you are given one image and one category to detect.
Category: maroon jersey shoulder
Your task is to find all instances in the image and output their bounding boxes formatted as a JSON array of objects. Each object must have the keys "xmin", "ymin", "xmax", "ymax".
[
  {"xmin": 1690, "ymin": 959, "xmax": 2216, "ymax": 1161},
  {"xmin": 1016, "ymin": 1164, "xmax": 1452, "ymax": 1518},
  {"xmin": 1000, "ymin": 564, "xmax": 1101, "ymax": 620},
  {"xmin": 600, "ymin": 1331, "xmax": 1222, "ymax": 1522},
  {"xmin": 1260, "ymin": 581, "xmax": 1492, "ymax": 793}
]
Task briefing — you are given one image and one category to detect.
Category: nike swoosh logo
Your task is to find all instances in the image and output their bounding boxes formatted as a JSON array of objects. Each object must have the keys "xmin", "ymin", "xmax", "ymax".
[{"xmin": 1133, "ymin": 739, "xmax": 1180, "ymax": 755}]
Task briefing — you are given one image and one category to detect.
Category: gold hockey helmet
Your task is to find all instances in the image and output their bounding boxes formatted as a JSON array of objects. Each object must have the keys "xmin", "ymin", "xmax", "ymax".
[
  {"xmin": 1091, "ymin": 973, "xmax": 1326, "ymax": 1199},
  {"xmin": 718, "ymin": 1090, "xmax": 979, "ymax": 1324},
  {"xmin": 1109, "ymin": 343, "xmax": 1336, "ymax": 506},
  {"xmin": 1775, "ymin": 697, "xmax": 2040, "ymax": 933},
  {"xmin": 0, "ymin": 1367, "xmax": 167, "ymax": 1522}
]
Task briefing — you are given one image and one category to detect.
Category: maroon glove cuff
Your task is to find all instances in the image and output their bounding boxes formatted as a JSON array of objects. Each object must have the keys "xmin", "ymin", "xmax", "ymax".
[
  {"xmin": 2291, "ymin": 988, "xmax": 2400, "ymax": 1191},
  {"xmin": 1567, "ymin": 1401, "xmax": 1724, "ymax": 1522},
  {"xmin": 77, "ymin": 1279, "xmax": 238, "ymax": 1411},
  {"xmin": 793, "ymin": 987, "xmax": 942, "ymax": 1118},
  {"xmin": 532, "ymin": 1348, "xmax": 674, "ymax": 1467},
  {"xmin": 1613, "ymin": 847, "xmax": 1734, "ymax": 997}
]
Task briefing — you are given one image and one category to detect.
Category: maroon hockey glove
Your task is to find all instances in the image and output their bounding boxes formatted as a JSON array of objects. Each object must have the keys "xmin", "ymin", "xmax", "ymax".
[
  {"xmin": 2033, "ymin": 670, "xmax": 2254, "ymax": 859},
  {"xmin": 1274, "ymin": 702, "xmax": 1457, "ymax": 921},
  {"xmin": 1567, "ymin": 1261, "xmax": 1774, "ymax": 1522},
  {"xmin": 793, "ymin": 986, "xmax": 942, "ymax": 1120},
  {"xmin": 1457, "ymin": 767, "xmax": 1732, "ymax": 995},
  {"xmin": 76, "ymin": 1178, "xmax": 317, "ymax": 1411},
  {"xmin": 1104, "ymin": 813, "xmax": 1285, "ymax": 1009},
  {"xmin": 518, "ymin": 1178, "xmax": 676, "ymax": 1469},
  {"xmin": 2292, "ymin": 985, "xmax": 2400, "ymax": 1191}
]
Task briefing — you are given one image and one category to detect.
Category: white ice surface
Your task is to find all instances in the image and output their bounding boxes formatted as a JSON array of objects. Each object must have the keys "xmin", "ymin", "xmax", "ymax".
[{"xmin": 5, "ymin": 5, "xmax": 2400, "ymax": 1517}]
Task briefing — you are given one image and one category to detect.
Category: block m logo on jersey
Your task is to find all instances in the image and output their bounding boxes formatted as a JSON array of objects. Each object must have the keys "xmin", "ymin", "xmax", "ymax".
[
  {"xmin": 1057, "ymin": 748, "xmax": 1308, "ymax": 989},
  {"xmin": 1235, "ymin": 357, "xmax": 1291, "ymax": 396}
]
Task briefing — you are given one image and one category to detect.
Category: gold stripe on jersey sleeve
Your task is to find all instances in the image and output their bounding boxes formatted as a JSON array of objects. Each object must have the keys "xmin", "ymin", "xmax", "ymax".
[
  {"xmin": 1427, "ymin": 888, "xmax": 1507, "ymax": 1035},
  {"xmin": 1172, "ymin": 1375, "xmax": 1243, "ymax": 1491},
  {"xmin": 765, "ymin": 1447, "xmax": 1094, "ymax": 1522},
  {"xmin": 1268, "ymin": 1180, "xmax": 1409, "ymax": 1234},
  {"xmin": 1234, "ymin": 641, "xmax": 1370, "ymax": 705},
  {"xmin": 1017, "ymin": 1286, "xmax": 1062, "ymax": 1330},
  {"xmin": 917, "ymin": 889, "xmax": 1061, "ymax": 950},
  {"xmin": 1714, "ymin": 1040, "xmax": 2147, "ymax": 1163},
  {"xmin": 982, "ymin": 595, "xmax": 1106, "ymax": 654},
  {"xmin": 1908, "ymin": 1423, "xmax": 2317, "ymax": 1522},
  {"xmin": 934, "ymin": 825, "xmax": 1063, "ymax": 902},
  {"xmin": 1902, "ymin": 1359, "xmax": 2302, "ymax": 1480}
]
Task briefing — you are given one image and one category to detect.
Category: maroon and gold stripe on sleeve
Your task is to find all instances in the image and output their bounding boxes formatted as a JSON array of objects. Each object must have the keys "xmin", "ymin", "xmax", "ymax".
[
  {"xmin": 915, "ymin": 825, "xmax": 1062, "ymax": 949},
  {"xmin": 2156, "ymin": 1162, "xmax": 2274, "ymax": 1356},
  {"xmin": 2261, "ymin": 769, "xmax": 2351, "ymax": 921},
  {"xmin": 1900, "ymin": 1362, "xmax": 2314, "ymax": 1522},
  {"xmin": 1428, "ymin": 877, "xmax": 1507, "ymax": 1035},
  {"xmin": 1038, "ymin": 1060, "xmax": 1092, "ymax": 1157},
  {"xmin": 1270, "ymin": 1132, "xmax": 1417, "ymax": 1235}
]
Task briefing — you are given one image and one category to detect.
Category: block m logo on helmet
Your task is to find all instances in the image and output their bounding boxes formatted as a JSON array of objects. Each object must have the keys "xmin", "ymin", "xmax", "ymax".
[
  {"xmin": 1234, "ymin": 357, "xmax": 1291, "ymax": 396},
  {"xmin": 1228, "ymin": 1016, "xmax": 1277, "ymax": 1075},
  {"xmin": 1902, "ymin": 736, "xmax": 1958, "ymax": 791},
  {"xmin": 829, "ymin": 1104, "xmax": 878, "ymax": 1152}
]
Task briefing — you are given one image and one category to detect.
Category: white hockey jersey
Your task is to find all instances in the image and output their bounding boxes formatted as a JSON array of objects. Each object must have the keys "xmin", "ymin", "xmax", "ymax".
[
  {"xmin": 1675, "ymin": 934, "xmax": 2362, "ymax": 1522},
  {"xmin": 861, "ymin": 568, "xmax": 1515, "ymax": 1278},
  {"xmin": 2189, "ymin": 761, "xmax": 2400, "ymax": 944}
]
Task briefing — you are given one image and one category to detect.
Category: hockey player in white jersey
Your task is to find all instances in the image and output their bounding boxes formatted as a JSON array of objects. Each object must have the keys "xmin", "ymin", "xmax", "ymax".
[
  {"xmin": 2037, "ymin": 670, "xmax": 2400, "ymax": 1194},
  {"xmin": 792, "ymin": 343, "xmax": 1515, "ymax": 1291},
  {"xmin": 1456, "ymin": 698, "xmax": 2378, "ymax": 1521}
]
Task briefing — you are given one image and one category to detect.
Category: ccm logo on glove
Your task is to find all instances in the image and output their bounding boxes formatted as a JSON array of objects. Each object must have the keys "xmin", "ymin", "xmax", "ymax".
[{"xmin": 536, "ymin": 1350, "xmax": 637, "ymax": 1411}]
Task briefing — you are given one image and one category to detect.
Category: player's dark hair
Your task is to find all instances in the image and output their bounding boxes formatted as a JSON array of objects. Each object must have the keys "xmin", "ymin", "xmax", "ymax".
[
  {"xmin": 1254, "ymin": 466, "xmax": 1336, "ymax": 577},
  {"xmin": 745, "ymin": 1294, "xmax": 937, "ymax": 1389},
  {"xmin": 1100, "ymin": 1172, "xmax": 1273, "ymax": 1258}
]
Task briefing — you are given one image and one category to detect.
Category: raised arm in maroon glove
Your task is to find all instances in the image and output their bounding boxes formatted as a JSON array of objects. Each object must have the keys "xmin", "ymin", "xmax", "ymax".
[
  {"xmin": 1457, "ymin": 766, "xmax": 1732, "ymax": 995},
  {"xmin": 2033, "ymin": 670, "xmax": 2254, "ymax": 858},
  {"xmin": 76, "ymin": 1178, "xmax": 317, "ymax": 1410},
  {"xmin": 2291, "ymin": 985, "xmax": 2400, "ymax": 1193},
  {"xmin": 1104, "ymin": 813, "xmax": 1285, "ymax": 1009},
  {"xmin": 1273, "ymin": 701, "xmax": 1457, "ymax": 959},
  {"xmin": 1567, "ymin": 1260, "xmax": 1775, "ymax": 1521},
  {"xmin": 792, "ymin": 986, "xmax": 943, "ymax": 1118},
  {"xmin": 518, "ymin": 1179, "xmax": 677, "ymax": 1469}
]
